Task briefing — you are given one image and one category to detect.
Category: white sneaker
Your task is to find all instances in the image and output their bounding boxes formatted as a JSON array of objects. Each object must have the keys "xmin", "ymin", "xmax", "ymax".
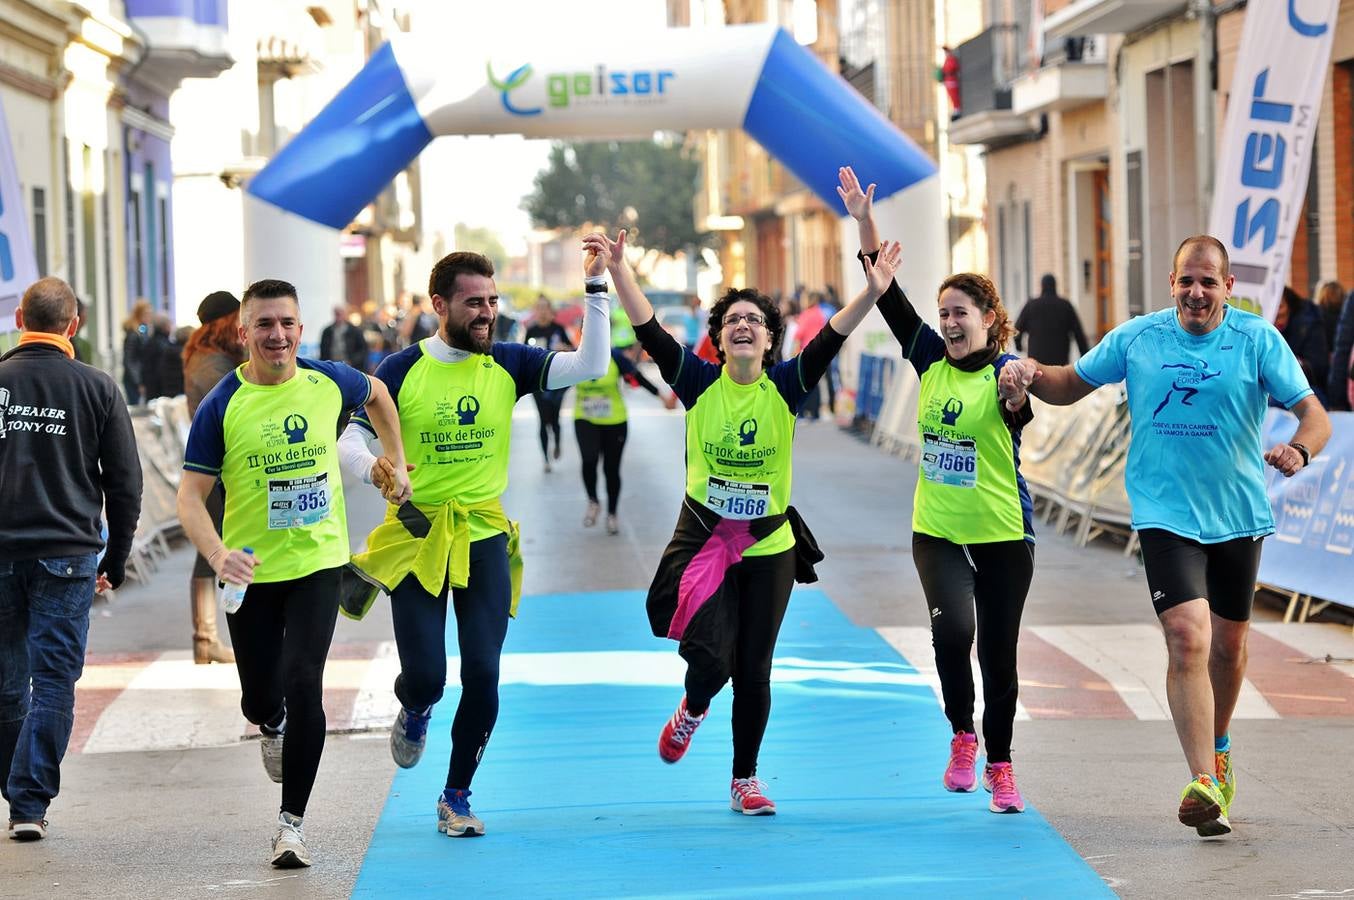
[{"xmin": 270, "ymin": 813, "xmax": 311, "ymax": 868}]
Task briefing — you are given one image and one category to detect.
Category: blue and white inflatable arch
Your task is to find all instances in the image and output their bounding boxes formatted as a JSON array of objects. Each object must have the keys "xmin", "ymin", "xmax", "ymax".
[{"xmin": 244, "ymin": 24, "xmax": 942, "ymax": 344}]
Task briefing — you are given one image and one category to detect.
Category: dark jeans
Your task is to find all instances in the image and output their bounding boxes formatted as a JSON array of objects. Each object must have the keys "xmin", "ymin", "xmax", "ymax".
[
  {"xmin": 390, "ymin": 533, "xmax": 511, "ymax": 790},
  {"xmin": 912, "ymin": 534, "xmax": 1034, "ymax": 763},
  {"xmin": 575, "ymin": 420, "xmax": 628, "ymax": 514},
  {"xmin": 225, "ymin": 566, "xmax": 341, "ymax": 818},
  {"xmin": 532, "ymin": 390, "xmax": 564, "ymax": 459},
  {"xmin": 0, "ymin": 553, "xmax": 97, "ymax": 821},
  {"xmin": 682, "ymin": 549, "xmax": 796, "ymax": 779}
]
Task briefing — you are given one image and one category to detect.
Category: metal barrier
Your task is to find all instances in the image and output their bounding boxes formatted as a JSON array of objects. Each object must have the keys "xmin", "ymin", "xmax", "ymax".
[{"xmin": 124, "ymin": 396, "xmax": 189, "ymax": 583}]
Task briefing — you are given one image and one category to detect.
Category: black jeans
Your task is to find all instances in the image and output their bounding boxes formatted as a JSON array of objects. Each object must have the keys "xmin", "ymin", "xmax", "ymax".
[
  {"xmin": 575, "ymin": 420, "xmax": 628, "ymax": 514},
  {"xmin": 911, "ymin": 534, "xmax": 1033, "ymax": 763},
  {"xmin": 225, "ymin": 566, "xmax": 341, "ymax": 818},
  {"xmin": 682, "ymin": 549, "xmax": 795, "ymax": 779},
  {"xmin": 389, "ymin": 533, "xmax": 511, "ymax": 790}
]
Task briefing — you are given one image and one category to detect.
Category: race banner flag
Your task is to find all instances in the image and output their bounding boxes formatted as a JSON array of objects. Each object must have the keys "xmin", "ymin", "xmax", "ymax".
[
  {"xmin": 1206, "ymin": 1, "xmax": 1339, "ymax": 321},
  {"xmin": 0, "ymin": 95, "xmax": 38, "ymax": 322}
]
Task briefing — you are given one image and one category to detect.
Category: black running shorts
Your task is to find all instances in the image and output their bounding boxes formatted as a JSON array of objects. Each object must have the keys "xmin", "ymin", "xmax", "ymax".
[{"xmin": 1138, "ymin": 528, "xmax": 1264, "ymax": 622}]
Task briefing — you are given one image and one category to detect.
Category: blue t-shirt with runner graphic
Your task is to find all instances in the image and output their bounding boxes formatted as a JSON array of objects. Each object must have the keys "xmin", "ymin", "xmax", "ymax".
[{"xmin": 1074, "ymin": 305, "xmax": 1311, "ymax": 542}]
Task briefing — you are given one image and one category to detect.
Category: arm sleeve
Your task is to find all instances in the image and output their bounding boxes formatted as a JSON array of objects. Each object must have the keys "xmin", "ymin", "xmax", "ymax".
[
  {"xmin": 1073, "ymin": 322, "xmax": 1130, "ymax": 387},
  {"xmin": 615, "ymin": 349, "xmax": 662, "ymax": 395},
  {"xmin": 183, "ymin": 389, "xmax": 228, "ymax": 475},
  {"xmin": 301, "ymin": 359, "xmax": 372, "ymax": 410},
  {"xmin": 771, "ymin": 322, "xmax": 847, "ymax": 409},
  {"xmin": 634, "ymin": 317, "xmax": 716, "ymax": 408},
  {"xmin": 860, "ymin": 249, "xmax": 946, "ymax": 369},
  {"xmin": 544, "ymin": 293, "xmax": 610, "ymax": 388},
  {"xmin": 338, "ymin": 421, "xmax": 379, "ymax": 484},
  {"xmin": 1258, "ymin": 325, "xmax": 1317, "ymax": 409},
  {"xmin": 99, "ymin": 388, "xmax": 143, "ymax": 566}
]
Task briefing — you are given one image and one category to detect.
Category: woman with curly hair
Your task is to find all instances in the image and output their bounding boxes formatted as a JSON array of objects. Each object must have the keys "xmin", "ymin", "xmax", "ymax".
[
  {"xmin": 839, "ymin": 166, "xmax": 1037, "ymax": 815},
  {"xmin": 583, "ymin": 227, "xmax": 900, "ymax": 817},
  {"xmin": 181, "ymin": 291, "xmax": 247, "ymax": 664}
]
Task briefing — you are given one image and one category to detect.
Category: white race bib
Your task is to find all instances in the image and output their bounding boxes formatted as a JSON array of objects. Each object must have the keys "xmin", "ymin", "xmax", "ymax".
[
  {"xmin": 705, "ymin": 475, "xmax": 770, "ymax": 519},
  {"xmin": 581, "ymin": 395, "xmax": 613, "ymax": 419},
  {"xmin": 921, "ymin": 433, "xmax": 977, "ymax": 488},
  {"xmin": 267, "ymin": 472, "xmax": 332, "ymax": 529}
]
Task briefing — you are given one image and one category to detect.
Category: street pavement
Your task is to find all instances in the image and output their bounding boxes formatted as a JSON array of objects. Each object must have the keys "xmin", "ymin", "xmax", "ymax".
[{"xmin": 3, "ymin": 382, "xmax": 1353, "ymax": 898}]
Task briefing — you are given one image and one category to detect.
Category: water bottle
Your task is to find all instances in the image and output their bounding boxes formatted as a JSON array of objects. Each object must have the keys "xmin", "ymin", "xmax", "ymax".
[{"xmin": 220, "ymin": 547, "xmax": 254, "ymax": 614}]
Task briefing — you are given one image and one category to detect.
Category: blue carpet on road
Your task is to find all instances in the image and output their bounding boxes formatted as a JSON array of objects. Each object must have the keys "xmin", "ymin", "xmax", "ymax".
[{"xmin": 353, "ymin": 589, "xmax": 1110, "ymax": 898}]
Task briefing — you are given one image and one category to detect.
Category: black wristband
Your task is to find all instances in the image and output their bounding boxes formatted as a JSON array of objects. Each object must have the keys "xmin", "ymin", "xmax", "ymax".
[
  {"xmin": 585, "ymin": 282, "xmax": 609, "ymax": 294},
  {"xmin": 1291, "ymin": 442, "xmax": 1311, "ymax": 467}
]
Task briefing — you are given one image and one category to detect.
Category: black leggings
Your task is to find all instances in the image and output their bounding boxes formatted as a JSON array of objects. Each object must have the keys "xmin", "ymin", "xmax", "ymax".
[
  {"xmin": 532, "ymin": 390, "xmax": 564, "ymax": 459},
  {"xmin": 911, "ymin": 534, "xmax": 1033, "ymax": 763},
  {"xmin": 575, "ymin": 420, "xmax": 627, "ymax": 514},
  {"xmin": 389, "ymin": 534, "xmax": 512, "ymax": 790},
  {"xmin": 682, "ymin": 549, "xmax": 795, "ymax": 779},
  {"xmin": 225, "ymin": 566, "xmax": 341, "ymax": 817}
]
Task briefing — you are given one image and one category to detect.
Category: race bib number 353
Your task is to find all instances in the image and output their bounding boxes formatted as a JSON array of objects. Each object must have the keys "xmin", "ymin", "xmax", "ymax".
[
  {"xmin": 921, "ymin": 433, "xmax": 977, "ymax": 488},
  {"xmin": 706, "ymin": 475, "xmax": 770, "ymax": 519},
  {"xmin": 268, "ymin": 472, "xmax": 332, "ymax": 529}
]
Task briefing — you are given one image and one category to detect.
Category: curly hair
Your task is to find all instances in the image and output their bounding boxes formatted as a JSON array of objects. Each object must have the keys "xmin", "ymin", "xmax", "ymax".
[
  {"xmin": 182, "ymin": 310, "xmax": 245, "ymax": 367},
  {"xmin": 707, "ymin": 288, "xmax": 784, "ymax": 368},
  {"xmin": 937, "ymin": 273, "xmax": 1013, "ymax": 350}
]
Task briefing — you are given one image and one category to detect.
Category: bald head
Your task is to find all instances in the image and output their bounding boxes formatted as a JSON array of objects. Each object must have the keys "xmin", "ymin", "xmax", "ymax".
[{"xmin": 20, "ymin": 277, "xmax": 78, "ymax": 335}]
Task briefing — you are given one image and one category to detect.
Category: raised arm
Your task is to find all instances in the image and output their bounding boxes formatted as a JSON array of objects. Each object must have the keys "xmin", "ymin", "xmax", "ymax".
[
  {"xmin": 583, "ymin": 230, "xmax": 652, "ymax": 326},
  {"xmin": 542, "ymin": 238, "xmax": 616, "ymax": 388},
  {"xmin": 837, "ymin": 166, "xmax": 881, "ymax": 254},
  {"xmin": 829, "ymin": 241, "xmax": 902, "ymax": 336}
]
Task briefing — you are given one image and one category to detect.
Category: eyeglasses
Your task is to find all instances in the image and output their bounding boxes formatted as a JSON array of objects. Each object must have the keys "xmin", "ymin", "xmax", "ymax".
[{"xmin": 722, "ymin": 312, "xmax": 766, "ymax": 328}]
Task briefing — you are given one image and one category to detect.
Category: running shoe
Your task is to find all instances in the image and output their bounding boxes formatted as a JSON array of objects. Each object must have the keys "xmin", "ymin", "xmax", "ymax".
[
  {"xmin": 1178, "ymin": 773, "xmax": 1230, "ymax": 836},
  {"xmin": 606, "ymin": 514, "xmax": 619, "ymax": 535},
  {"xmin": 943, "ymin": 731, "xmax": 979, "ymax": 792},
  {"xmin": 7, "ymin": 820, "xmax": 47, "ymax": 841},
  {"xmin": 730, "ymin": 777, "xmax": 777, "ymax": 815},
  {"xmin": 982, "ymin": 762, "xmax": 1025, "ymax": 813},
  {"xmin": 543, "ymin": 460, "xmax": 552, "ymax": 473},
  {"xmin": 390, "ymin": 705, "xmax": 433, "ymax": 769},
  {"xmin": 270, "ymin": 812, "xmax": 311, "ymax": 867},
  {"xmin": 658, "ymin": 696, "xmax": 706, "ymax": 763},
  {"xmin": 437, "ymin": 789, "xmax": 485, "ymax": 837},
  {"xmin": 260, "ymin": 715, "xmax": 285, "ymax": 784},
  {"xmin": 583, "ymin": 500, "xmax": 600, "ymax": 527},
  {"xmin": 1215, "ymin": 748, "xmax": 1235, "ymax": 815}
]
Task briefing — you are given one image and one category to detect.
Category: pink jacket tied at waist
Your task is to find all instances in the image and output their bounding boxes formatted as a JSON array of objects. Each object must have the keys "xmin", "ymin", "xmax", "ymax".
[{"xmin": 668, "ymin": 518, "xmax": 760, "ymax": 640}]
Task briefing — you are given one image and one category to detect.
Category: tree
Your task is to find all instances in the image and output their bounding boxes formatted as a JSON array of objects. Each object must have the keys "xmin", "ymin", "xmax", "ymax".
[
  {"xmin": 522, "ymin": 138, "xmax": 709, "ymax": 257},
  {"xmin": 453, "ymin": 223, "xmax": 508, "ymax": 272}
]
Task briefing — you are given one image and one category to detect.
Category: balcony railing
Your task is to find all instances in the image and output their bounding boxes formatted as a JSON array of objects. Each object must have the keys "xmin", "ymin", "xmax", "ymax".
[{"xmin": 947, "ymin": 24, "xmax": 1041, "ymax": 147}]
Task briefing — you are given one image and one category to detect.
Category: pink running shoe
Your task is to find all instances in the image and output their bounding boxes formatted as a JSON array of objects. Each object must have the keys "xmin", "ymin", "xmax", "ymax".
[
  {"xmin": 658, "ymin": 696, "xmax": 706, "ymax": 763},
  {"xmin": 730, "ymin": 777, "xmax": 777, "ymax": 815},
  {"xmin": 943, "ymin": 732, "xmax": 979, "ymax": 792},
  {"xmin": 983, "ymin": 762, "xmax": 1025, "ymax": 813}
]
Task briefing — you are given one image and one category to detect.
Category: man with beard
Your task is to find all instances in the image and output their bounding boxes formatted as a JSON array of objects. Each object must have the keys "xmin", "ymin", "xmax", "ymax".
[
  {"xmin": 999, "ymin": 235, "xmax": 1330, "ymax": 838},
  {"xmin": 336, "ymin": 250, "xmax": 609, "ymax": 837},
  {"xmin": 178, "ymin": 278, "xmax": 411, "ymax": 868}
]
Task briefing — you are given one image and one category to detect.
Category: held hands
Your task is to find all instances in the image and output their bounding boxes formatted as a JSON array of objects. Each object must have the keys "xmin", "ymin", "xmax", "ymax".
[
  {"xmin": 1263, "ymin": 443, "xmax": 1307, "ymax": 478},
  {"xmin": 836, "ymin": 166, "xmax": 875, "ymax": 222},
  {"xmin": 998, "ymin": 358, "xmax": 1042, "ymax": 412},
  {"xmin": 863, "ymin": 240, "xmax": 902, "ymax": 298},
  {"xmin": 214, "ymin": 548, "xmax": 259, "ymax": 587},
  {"xmin": 371, "ymin": 456, "xmax": 415, "ymax": 504},
  {"xmin": 583, "ymin": 231, "xmax": 628, "ymax": 277}
]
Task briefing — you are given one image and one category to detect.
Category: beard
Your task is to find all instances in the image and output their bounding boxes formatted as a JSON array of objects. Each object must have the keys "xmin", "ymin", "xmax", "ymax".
[{"xmin": 443, "ymin": 317, "xmax": 493, "ymax": 354}]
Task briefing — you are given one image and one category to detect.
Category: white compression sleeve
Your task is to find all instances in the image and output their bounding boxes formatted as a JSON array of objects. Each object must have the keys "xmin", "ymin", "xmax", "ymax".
[
  {"xmin": 544, "ymin": 292, "xmax": 611, "ymax": 389},
  {"xmin": 338, "ymin": 421, "xmax": 379, "ymax": 484}
]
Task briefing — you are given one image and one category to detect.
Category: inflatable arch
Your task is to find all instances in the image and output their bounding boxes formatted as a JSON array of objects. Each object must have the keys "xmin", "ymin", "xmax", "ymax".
[{"xmin": 244, "ymin": 24, "xmax": 944, "ymax": 350}]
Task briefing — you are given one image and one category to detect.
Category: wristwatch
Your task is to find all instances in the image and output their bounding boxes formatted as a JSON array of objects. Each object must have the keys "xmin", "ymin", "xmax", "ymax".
[
  {"xmin": 585, "ymin": 280, "xmax": 608, "ymax": 294},
  {"xmin": 1290, "ymin": 442, "xmax": 1311, "ymax": 467}
]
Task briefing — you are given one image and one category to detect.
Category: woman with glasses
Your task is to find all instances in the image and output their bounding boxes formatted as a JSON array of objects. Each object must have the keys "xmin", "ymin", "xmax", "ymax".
[
  {"xmin": 838, "ymin": 165, "xmax": 1035, "ymax": 814},
  {"xmin": 583, "ymin": 229, "xmax": 900, "ymax": 816}
]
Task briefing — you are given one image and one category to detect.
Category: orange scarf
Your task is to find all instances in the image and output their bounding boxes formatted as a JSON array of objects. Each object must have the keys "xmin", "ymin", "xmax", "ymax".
[{"xmin": 18, "ymin": 332, "xmax": 75, "ymax": 359}]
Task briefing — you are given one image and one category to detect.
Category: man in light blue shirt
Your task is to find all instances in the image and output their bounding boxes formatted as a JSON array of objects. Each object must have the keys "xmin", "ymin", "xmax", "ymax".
[{"xmin": 998, "ymin": 235, "xmax": 1330, "ymax": 839}]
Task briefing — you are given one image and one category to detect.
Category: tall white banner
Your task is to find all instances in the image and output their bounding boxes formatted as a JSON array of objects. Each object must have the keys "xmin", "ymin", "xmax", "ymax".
[
  {"xmin": 0, "ymin": 95, "xmax": 37, "ymax": 321},
  {"xmin": 1207, "ymin": 0, "xmax": 1339, "ymax": 321}
]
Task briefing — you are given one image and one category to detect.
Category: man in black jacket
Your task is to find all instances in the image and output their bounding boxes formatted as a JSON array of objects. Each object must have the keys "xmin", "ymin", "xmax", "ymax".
[
  {"xmin": 0, "ymin": 277, "xmax": 142, "ymax": 842},
  {"xmin": 1014, "ymin": 274, "xmax": 1090, "ymax": 366}
]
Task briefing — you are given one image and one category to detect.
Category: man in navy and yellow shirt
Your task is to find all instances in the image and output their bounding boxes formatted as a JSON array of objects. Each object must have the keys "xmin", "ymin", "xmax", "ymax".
[
  {"xmin": 337, "ymin": 250, "xmax": 609, "ymax": 837},
  {"xmin": 178, "ymin": 278, "xmax": 409, "ymax": 869}
]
